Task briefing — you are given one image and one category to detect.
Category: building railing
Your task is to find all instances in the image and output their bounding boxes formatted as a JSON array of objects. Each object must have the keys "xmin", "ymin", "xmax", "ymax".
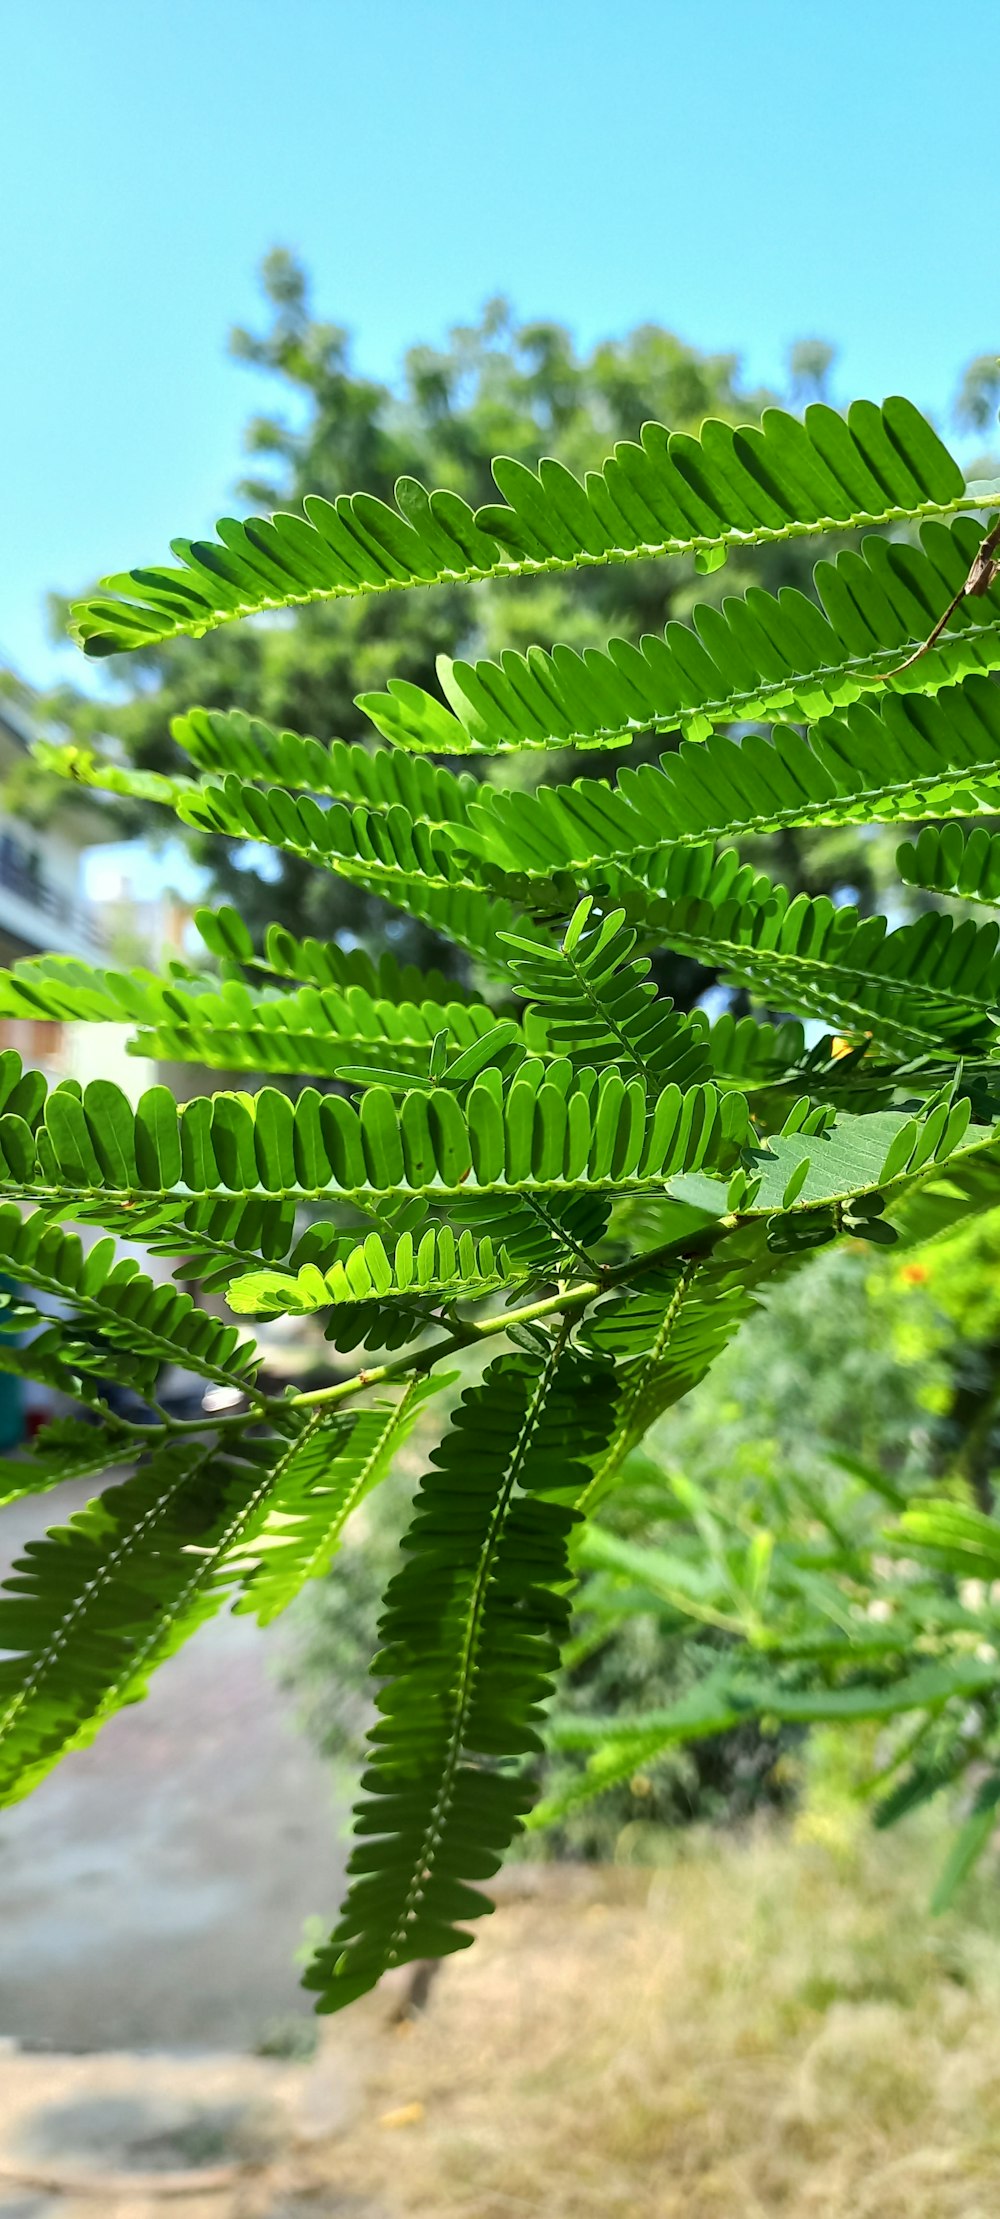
[{"xmin": 0, "ymin": 842, "xmax": 105, "ymax": 950}]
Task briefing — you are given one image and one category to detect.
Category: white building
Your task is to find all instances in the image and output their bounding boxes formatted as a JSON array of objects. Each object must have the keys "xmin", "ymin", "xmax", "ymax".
[{"xmin": 0, "ymin": 696, "xmax": 108, "ymax": 964}]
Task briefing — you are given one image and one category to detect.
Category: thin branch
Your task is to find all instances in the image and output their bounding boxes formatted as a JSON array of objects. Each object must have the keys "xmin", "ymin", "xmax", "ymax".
[
  {"xmin": 865, "ymin": 518, "xmax": 1000, "ymax": 684},
  {"xmin": 284, "ymin": 1217, "xmax": 730, "ymax": 1419},
  {"xmin": 123, "ymin": 1214, "xmax": 729, "ymax": 1448}
]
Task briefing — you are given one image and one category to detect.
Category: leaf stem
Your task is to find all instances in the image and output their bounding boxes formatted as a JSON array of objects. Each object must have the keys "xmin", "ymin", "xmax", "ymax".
[
  {"xmin": 281, "ymin": 1217, "xmax": 731, "ymax": 1418},
  {"xmin": 109, "ymin": 1216, "xmax": 733, "ymax": 1446}
]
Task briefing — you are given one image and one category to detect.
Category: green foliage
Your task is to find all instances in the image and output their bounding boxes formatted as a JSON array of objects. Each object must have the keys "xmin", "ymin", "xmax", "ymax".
[
  {"xmin": 0, "ymin": 1203, "xmax": 258, "ymax": 1391},
  {"xmin": 305, "ymin": 1347, "xmax": 617, "ymax": 2009},
  {"xmin": 49, "ymin": 262, "xmax": 807, "ymax": 959},
  {"xmin": 502, "ymin": 898, "xmax": 711, "ymax": 1090},
  {"xmin": 363, "ymin": 516, "xmax": 1000, "ymax": 754},
  {"xmin": 70, "ymin": 399, "xmax": 970, "ymax": 657},
  {"xmin": 459, "ymin": 675, "xmax": 1000, "ymax": 870},
  {"xmin": 0, "ymin": 1435, "xmax": 276, "ymax": 1801},
  {"xmin": 230, "ymin": 1375, "xmax": 447, "ymax": 1624},
  {"xmin": 227, "ymin": 1228, "xmax": 527, "ymax": 1320},
  {"xmin": 5, "ymin": 375, "xmax": 1000, "ymax": 2018},
  {"xmin": 531, "ymin": 1244, "xmax": 1000, "ymax": 1902},
  {"xmin": 898, "ymin": 820, "xmax": 1000, "ymax": 905}
]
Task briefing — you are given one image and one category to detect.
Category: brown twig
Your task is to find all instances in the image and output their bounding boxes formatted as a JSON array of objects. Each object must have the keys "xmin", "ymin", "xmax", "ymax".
[{"xmin": 864, "ymin": 517, "xmax": 1000, "ymax": 683}]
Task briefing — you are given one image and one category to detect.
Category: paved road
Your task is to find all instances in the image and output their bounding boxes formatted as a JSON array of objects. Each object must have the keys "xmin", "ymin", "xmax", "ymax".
[{"xmin": 0, "ymin": 1474, "xmax": 349, "ymax": 2051}]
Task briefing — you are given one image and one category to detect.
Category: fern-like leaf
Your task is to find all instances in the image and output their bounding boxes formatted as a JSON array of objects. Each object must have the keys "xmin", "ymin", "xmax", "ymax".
[
  {"xmin": 578, "ymin": 1222, "xmax": 796, "ymax": 1505},
  {"xmin": 305, "ymin": 1346, "xmax": 618, "ymax": 2011},
  {"xmin": 70, "ymin": 400, "xmax": 975, "ymax": 654},
  {"xmin": 623, "ymin": 847, "xmax": 1000, "ymax": 1057},
  {"xmin": 0, "ymin": 1419, "xmax": 130, "ymax": 1512},
  {"xmin": 0, "ymin": 1436, "xmax": 276, "ymax": 1803},
  {"xmin": 227, "ymin": 1226, "xmax": 527, "ymax": 1319},
  {"xmin": 232, "ymin": 1375, "xmax": 449, "ymax": 1623},
  {"xmin": 0, "ymin": 1205, "xmax": 258, "ymax": 1387},
  {"xmin": 360, "ymin": 516, "xmax": 1000, "ymax": 753},
  {"xmin": 458, "ymin": 675, "xmax": 1000, "ymax": 885},
  {"xmin": 0, "ymin": 1068, "xmax": 741, "ymax": 1210},
  {"xmin": 501, "ymin": 898, "xmax": 711, "ymax": 1090}
]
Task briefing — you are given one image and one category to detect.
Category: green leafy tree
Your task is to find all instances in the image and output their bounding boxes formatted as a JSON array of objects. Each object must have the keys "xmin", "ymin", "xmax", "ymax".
[
  {"xmin": 45, "ymin": 253, "xmax": 838, "ymax": 958},
  {"xmin": 3, "ymin": 393, "xmax": 1000, "ymax": 2013}
]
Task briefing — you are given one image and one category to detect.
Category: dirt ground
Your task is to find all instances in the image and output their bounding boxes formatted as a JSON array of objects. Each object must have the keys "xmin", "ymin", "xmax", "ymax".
[
  {"xmin": 5, "ymin": 1466, "xmax": 1000, "ymax": 2214},
  {"xmin": 4, "ymin": 1824, "xmax": 1000, "ymax": 2219}
]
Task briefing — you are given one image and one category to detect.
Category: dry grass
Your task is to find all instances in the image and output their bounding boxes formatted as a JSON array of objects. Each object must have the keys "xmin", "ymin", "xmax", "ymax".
[
  {"xmin": 12, "ymin": 1817, "xmax": 1000, "ymax": 2217},
  {"xmin": 298, "ymin": 1818, "xmax": 1000, "ymax": 2219}
]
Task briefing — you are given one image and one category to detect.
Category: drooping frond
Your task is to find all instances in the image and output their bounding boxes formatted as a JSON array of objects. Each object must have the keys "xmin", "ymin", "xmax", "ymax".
[
  {"xmin": 0, "ymin": 1435, "xmax": 277, "ymax": 1803},
  {"xmin": 70, "ymin": 399, "xmax": 976, "ymax": 655},
  {"xmin": 305, "ymin": 1347, "xmax": 618, "ymax": 2011},
  {"xmin": 674, "ymin": 899, "xmax": 998, "ymax": 1057},
  {"xmin": 578, "ymin": 1221, "xmax": 798, "ymax": 1505},
  {"xmin": 232, "ymin": 1375, "xmax": 449, "ymax": 1623},
  {"xmin": 359, "ymin": 516, "xmax": 1000, "ymax": 753},
  {"xmin": 0, "ymin": 1394, "xmax": 437, "ymax": 1802},
  {"xmin": 0, "ymin": 1291, "xmax": 158, "ymax": 1411},
  {"xmin": 457, "ymin": 675, "xmax": 1000, "ymax": 884},
  {"xmin": 0, "ymin": 1205, "xmax": 258, "ymax": 1387},
  {"xmin": 0, "ymin": 1419, "xmax": 130, "ymax": 1512}
]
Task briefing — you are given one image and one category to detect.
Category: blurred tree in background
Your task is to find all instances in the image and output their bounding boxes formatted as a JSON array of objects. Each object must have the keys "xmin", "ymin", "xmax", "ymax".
[{"xmin": 41, "ymin": 251, "xmax": 875, "ymax": 968}]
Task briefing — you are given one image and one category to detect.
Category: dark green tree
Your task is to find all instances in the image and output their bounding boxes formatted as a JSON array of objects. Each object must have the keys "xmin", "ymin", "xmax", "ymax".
[{"xmin": 44, "ymin": 252, "xmax": 816, "ymax": 961}]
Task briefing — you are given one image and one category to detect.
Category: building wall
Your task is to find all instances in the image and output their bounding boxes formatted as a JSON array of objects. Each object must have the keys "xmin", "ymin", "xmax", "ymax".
[{"xmin": 0, "ymin": 814, "xmax": 105, "ymax": 964}]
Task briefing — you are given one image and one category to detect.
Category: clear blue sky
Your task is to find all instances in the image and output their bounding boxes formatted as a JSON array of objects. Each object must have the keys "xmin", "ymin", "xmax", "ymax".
[{"xmin": 2, "ymin": 0, "xmax": 997, "ymax": 690}]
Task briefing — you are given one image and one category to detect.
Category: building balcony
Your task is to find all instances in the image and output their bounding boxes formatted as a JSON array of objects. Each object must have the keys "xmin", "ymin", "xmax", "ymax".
[{"xmin": 0, "ymin": 833, "xmax": 105, "ymax": 961}]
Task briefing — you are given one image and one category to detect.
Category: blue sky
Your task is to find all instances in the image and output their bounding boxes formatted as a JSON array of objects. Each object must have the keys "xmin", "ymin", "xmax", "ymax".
[{"xmin": 2, "ymin": 0, "xmax": 998, "ymax": 696}]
